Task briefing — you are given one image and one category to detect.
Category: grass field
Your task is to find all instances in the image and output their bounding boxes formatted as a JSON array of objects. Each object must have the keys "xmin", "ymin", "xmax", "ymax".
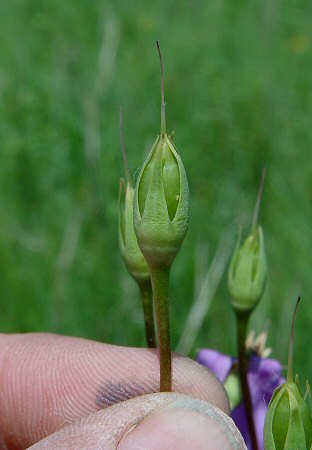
[{"xmin": 1, "ymin": 0, "xmax": 312, "ymax": 382}]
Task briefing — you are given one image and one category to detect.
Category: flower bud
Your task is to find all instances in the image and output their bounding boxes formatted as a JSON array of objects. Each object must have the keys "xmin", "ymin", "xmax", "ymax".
[
  {"xmin": 264, "ymin": 380, "xmax": 312, "ymax": 449},
  {"xmin": 119, "ymin": 179, "xmax": 150, "ymax": 283},
  {"xmin": 133, "ymin": 133, "xmax": 189, "ymax": 268},
  {"xmin": 228, "ymin": 226, "xmax": 266, "ymax": 312}
]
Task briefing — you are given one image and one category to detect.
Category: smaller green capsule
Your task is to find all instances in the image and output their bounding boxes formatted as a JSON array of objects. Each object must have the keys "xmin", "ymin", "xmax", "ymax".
[
  {"xmin": 228, "ymin": 226, "xmax": 266, "ymax": 313},
  {"xmin": 264, "ymin": 381, "xmax": 312, "ymax": 450},
  {"xmin": 133, "ymin": 133, "xmax": 189, "ymax": 269},
  {"xmin": 119, "ymin": 179, "xmax": 150, "ymax": 283}
]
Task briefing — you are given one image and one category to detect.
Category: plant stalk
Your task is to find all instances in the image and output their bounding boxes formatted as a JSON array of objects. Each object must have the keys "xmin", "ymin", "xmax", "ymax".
[
  {"xmin": 139, "ymin": 278, "xmax": 157, "ymax": 348},
  {"xmin": 236, "ymin": 311, "xmax": 258, "ymax": 450},
  {"xmin": 150, "ymin": 264, "xmax": 171, "ymax": 391}
]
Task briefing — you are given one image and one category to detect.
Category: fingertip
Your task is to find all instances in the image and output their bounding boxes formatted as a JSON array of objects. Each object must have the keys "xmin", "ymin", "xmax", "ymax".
[
  {"xmin": 119, "ymin": 396, "xmax": 245, "ymax": 450},
  {"xmin": 0, "ymin": 333, "xmax": 230, "ymax": 448},
  {"xmin": 28, "ymin": 394, "xmax": 246, "ymax": 450}
]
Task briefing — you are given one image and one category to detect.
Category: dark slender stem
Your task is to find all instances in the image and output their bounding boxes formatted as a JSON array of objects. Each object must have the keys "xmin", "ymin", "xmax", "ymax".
[
  {"xmin": 150, "ymin": 264, "xmax": 171, "ymax": 391},
  {"xmin": 138, "ymin": 278, "xmax": 157, "ymax": 348},
  {"xmin": 236, "ymin": 311, "xmax": 259, "ymax": 450}
]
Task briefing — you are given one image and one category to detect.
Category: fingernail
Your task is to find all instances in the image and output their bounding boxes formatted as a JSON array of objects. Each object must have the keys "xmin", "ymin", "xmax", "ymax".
[{"xmin": 119, "ymin": 396, "xmax": 246, "ymax": 450}]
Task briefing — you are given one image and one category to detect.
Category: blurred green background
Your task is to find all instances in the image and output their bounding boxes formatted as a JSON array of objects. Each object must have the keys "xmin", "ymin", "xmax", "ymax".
[{"xmin": 1, "ymin": 0, "xmax": 312, "ymax": 381}]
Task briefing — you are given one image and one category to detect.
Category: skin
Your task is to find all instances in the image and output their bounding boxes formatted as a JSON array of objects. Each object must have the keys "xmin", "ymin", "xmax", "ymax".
[{"xmin": 0, "ymin": 333, "xmax": 246, "ymax": 449}]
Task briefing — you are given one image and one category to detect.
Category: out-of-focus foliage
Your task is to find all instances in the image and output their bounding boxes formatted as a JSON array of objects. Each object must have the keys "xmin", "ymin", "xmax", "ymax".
[{"xmin": 1, "ymin": 0, "xmax": 312, "ymax": 381}]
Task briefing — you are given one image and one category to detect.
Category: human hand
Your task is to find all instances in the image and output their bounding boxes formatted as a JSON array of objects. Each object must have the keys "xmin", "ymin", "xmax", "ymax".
[{"xmin": 0, "ymin": 333, "xmax": 246, "ymax": 449}]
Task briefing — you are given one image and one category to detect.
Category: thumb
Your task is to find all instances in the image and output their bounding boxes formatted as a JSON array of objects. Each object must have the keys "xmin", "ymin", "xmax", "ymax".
[{"xmin": 29, "ymin": 393, "xmax": 246, "ymax": 450}]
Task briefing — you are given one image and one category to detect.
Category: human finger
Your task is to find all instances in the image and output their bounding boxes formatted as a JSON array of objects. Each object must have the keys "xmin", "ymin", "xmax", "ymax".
[
  {"xmin": 28, "ymin": 393, "xmax": 246, "ymax": 450},
  {"xmin": 0, "ymin": 333, "xmax": 230, "ymax": 449}
]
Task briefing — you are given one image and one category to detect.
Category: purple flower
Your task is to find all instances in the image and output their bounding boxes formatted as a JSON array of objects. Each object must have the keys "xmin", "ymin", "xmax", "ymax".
[{"xmin": 197, "ymin": 349, "xmax": 285, "ymax": 450}]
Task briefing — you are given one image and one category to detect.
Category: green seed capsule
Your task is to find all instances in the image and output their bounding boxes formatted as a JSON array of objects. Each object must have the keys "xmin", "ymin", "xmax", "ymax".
[
  {"xmin": 133, "ymin": 43, "xmax": 189, "ymax": 269},
  {"xmin": 119, "ymin": 179, "xmax": 150, "ymax": 283},
  {"xmin": 228, "ymin": 226, "xmax": 266, "ymax": 313},
  {"xmin": 264, "ymin": 381, "xmax": 312, "ymax": 449},
  {"xmin": 133, "ymin": 132, "xmax": 189, "ymax": 268}
]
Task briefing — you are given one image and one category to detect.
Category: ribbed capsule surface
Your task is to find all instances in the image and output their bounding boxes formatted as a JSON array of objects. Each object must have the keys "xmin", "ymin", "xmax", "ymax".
[
  {"xmin": 264, "ymin": 380, "xmax": 312, "ymax": 449},
  {"xmin": 119, "ymin": 180, "xmax": 150, "ymax": 282},
  {"xmin": 134, "ymin": 133, "xmax": 189, "ymax": 268}
]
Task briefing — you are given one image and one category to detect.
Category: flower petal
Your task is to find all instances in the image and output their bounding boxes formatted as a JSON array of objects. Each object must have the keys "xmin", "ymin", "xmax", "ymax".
[
  {"xmin": 197, "ymin": 349, "xmax": 233, "ymax": 383},
  {"xmin": 248, "ymin": 355, "xmax": 285, "ymax": 405}
]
